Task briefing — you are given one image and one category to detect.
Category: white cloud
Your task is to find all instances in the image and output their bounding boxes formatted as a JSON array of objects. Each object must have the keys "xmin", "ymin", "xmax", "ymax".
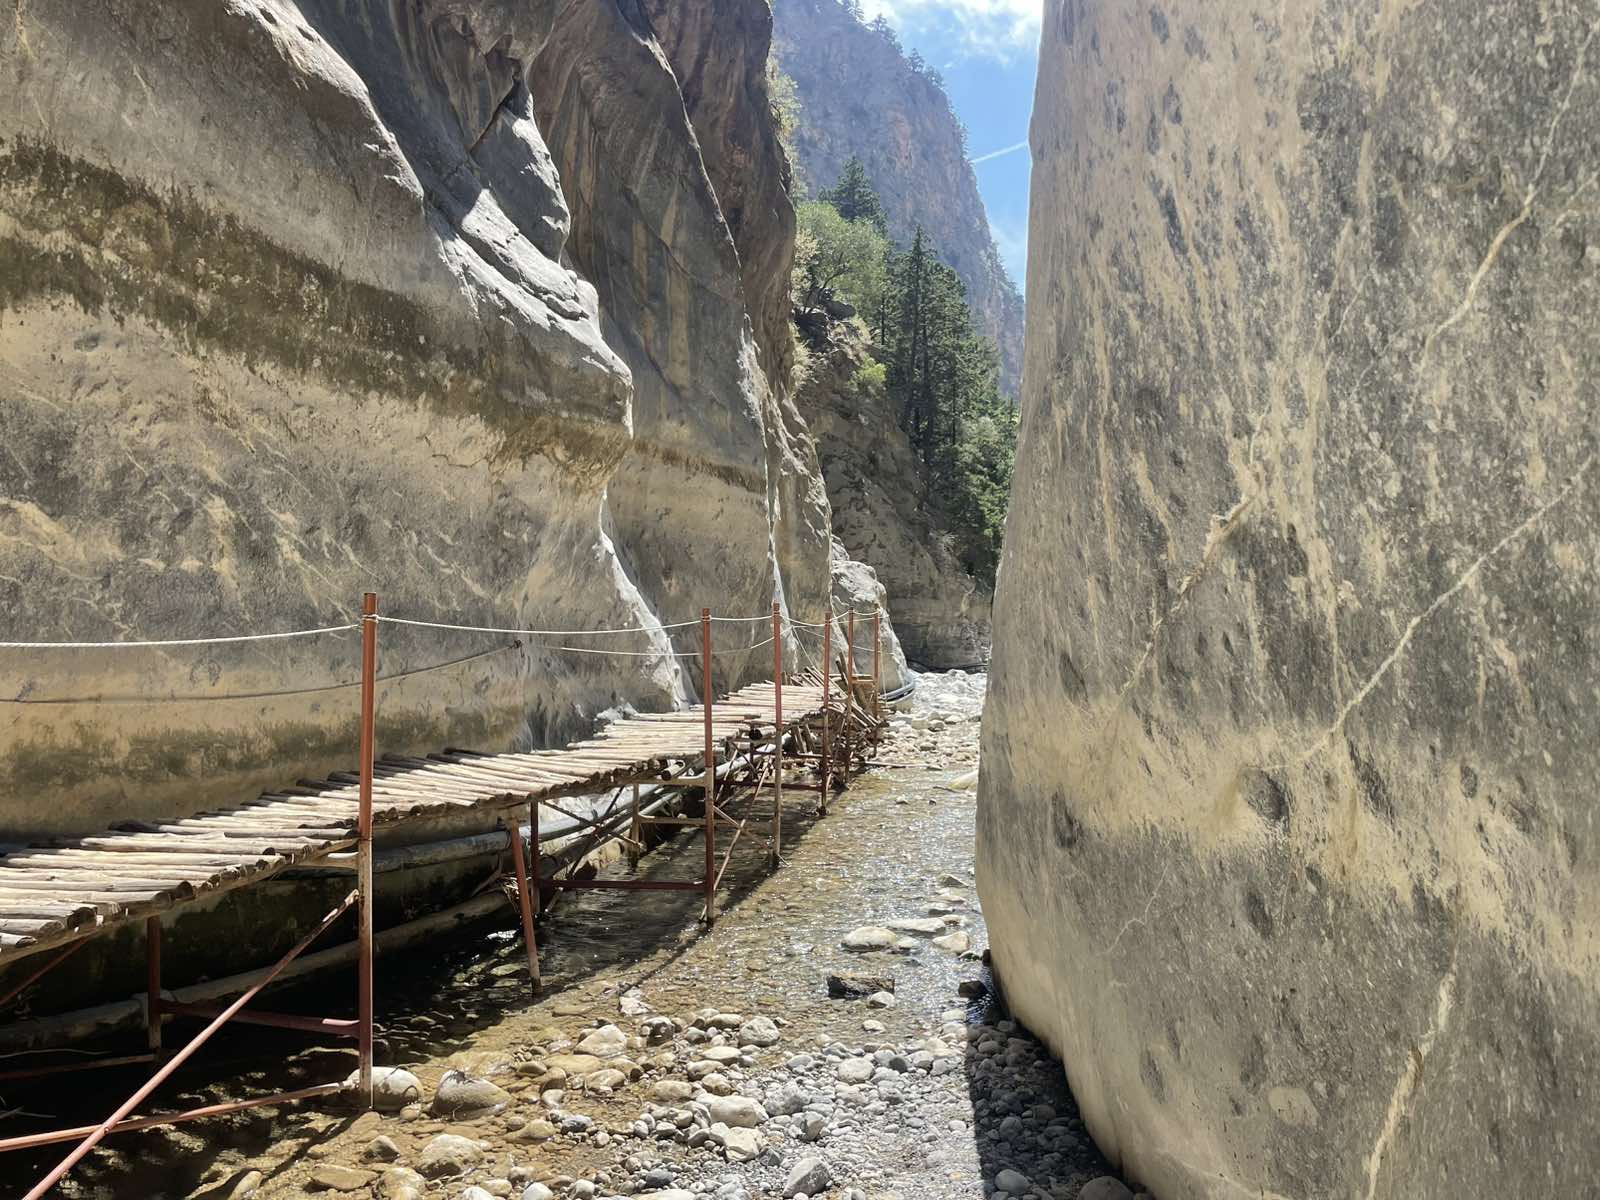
[
  {"xmin": 862, "ymin": 0, "xmax": 1042, "ymax": 59},
  {"xmin": 971, "ymin": 139, "xmax": 1030, "ymax": 165}
]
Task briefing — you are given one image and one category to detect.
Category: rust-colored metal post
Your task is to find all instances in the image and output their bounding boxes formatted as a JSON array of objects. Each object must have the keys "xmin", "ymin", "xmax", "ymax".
[
  {"xmin": 820, "ymin": 617, "xmax": 832, "ymax": 811},
  {"xmin": 528, "ymin": 800, "xmax": 542, "ymax": 916},
  {"xmin": 701, "ymin": 608, "xmax": 716, "ymax": 923},
  {"xmin": 506, "ymin": 817, "xmax": 540, "ymax": 991},
  {"xmin": 21, "ymin": 891, "xmax": 356, "ymax": 1200},
  {"xmin": 627, "ymin": 782, "xmax": 642, "ymax": 867},
  {"xmin": 844, "ymin": 609, "xmax": 856, "ymax": 773},
  {"xmin": 771, "ymin": 602, "xmax": 783, "ymax": 865},
  {"xmin": 872, "ymin": 606, "xmax": 882, "ymax": 722},
  {"xmin": 145, "ymin": 917, "xmax": 161, "ymax": 1056},
  {"xmin": 357, "ymin": 591, "xmax": 377, "ymax": 1110}
]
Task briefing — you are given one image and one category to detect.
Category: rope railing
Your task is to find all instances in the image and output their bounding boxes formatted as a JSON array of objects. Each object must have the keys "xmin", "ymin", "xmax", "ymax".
[{"xmin": 0, "ymin": 624, "xmax": 358, "ymax": 650}]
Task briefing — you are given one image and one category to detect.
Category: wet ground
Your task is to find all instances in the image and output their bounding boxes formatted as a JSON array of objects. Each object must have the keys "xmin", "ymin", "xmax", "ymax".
[{"xmin": 5, "ymin": 674, "xmax": 1140, "ymax": 1200}]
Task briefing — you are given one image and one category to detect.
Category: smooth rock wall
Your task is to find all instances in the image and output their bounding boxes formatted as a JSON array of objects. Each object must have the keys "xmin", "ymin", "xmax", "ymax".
[
  {"xmin": 980, "ymin": 2, "xmax": 1600, "ymax": 1197},
  {"xmin": 0, "ymin": 0, "xmax": 838, "ymax": 837}
]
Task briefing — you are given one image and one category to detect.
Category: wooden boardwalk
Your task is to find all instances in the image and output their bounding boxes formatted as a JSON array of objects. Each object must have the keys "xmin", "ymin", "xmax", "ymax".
[{"xmin": 0, "ymin": 680, "xmax": 830, "ymax": 966}]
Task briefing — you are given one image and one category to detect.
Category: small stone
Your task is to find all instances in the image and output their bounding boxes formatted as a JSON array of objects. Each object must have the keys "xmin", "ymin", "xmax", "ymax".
[
  {"xmin": 221, "ymin": 1171, "xmax": 264, "ymax": 1199},
  {"xmin": 841, "ymin": 926, "xmax": 898, "ymax": 952},
  {"xmin": 520, "ymin": 1185, "xmax": 555, "ymax": 1200},
  {"xmin": 937, "ymin": 873, "xmax": 967, "ymax": 888},
  {"xmin": 861, "ymin": 1019, "xmax": 886, "ymax": 1033},
  {"xmin": 583, "ymin": 1067, "xmax": 627, "ymax": 1093},
  {"xmin": 826, "ymin": 971, "xmax": 895, "ymax": 998},
  {"xmin": 957, "ymin": 979, "xmax": 987, "ymax": 998},
  {"xmin": 738, "ymin": 1015, "xmax": 781, "ymax": 1046},
  {"xmin": 798, "ymin": 1111, "xmax": 827, "ymax": 1142},
  {"xmin": 651, "ymin": 1079, "xmax": 697, "ymax": 1103},
  {"xmin": 867, "ymin": 991, "xmax": 897, "ymax": 1008},
  {"xmin": 376, "ymin": 1167, "xmax": 427, "ymax": 1200},
  {"xmin": 835, "ymin": 1057, "xmax": 874, "ymax": 1083},
  {"xmin": 460, "ymin": 1188, "xmax": 496, "ymax": 1200},
  {"xmin": 544, "ymin": 1053, "xmax": 605, "ymax": 1076},
  {"xmin": 431, "ymin": 1070, "xmax": 511, "ymax": 1118},
  {"xmin": 994, "ymin": 1169, "xmax": 1031, "ymax": 1193},
  {"xmin": 932, "ymin": 931, "xmax": 971, "ymax": 953},
  {"xmin": 886, "ymin": 917, "xmax": 946, "ymax": 936},
  {"xmin": 308, "ymin": 1165, "xmax": 375, "ymax": 1192},
  {"xmin": 417, "ymin": 1133, "xmax": 483, "ymax": 1178},
  {"xmin": 344, "ymin": 1066, "xmax": 423, "ymax": 1112},
  {"xmin": 364, "ymin": 1135, "xmax": 401, "ymax": 1162},
  {"xmin": 700, "ymin": 1071, "xmax": 736, "ymax": 1095},
  {"xmin": 708, "ymin": 1095, "xmax": 769, "ymax": 1128},
  {"xmin": 700, "ymin": 1045, "xmax": 743, "ymax": 1064},
  {"xmin": 640, "ymin": 1016, "xmax": 677, "ymax": 1043},
  {"xmin": 783, "ymin": 1156, "xmax": 833, "ymax": 1198},
  {"xmin": 1078, "ymin": 1178, "xmax": 1136, "ymax": 1200},
  {"xmin": 575, "ymin": 1024, "xmax": 629, "ymax": 1059},
  {"xmin": 718, "ymin": 1125, "xmax": 764, "ymax": 1162}
]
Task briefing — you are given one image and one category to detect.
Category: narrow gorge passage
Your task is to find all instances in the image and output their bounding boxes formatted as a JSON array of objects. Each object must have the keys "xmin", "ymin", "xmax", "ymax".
[{"xmin": 6, "ymin": 676, "xmax": 1136, "ymax": 1200}]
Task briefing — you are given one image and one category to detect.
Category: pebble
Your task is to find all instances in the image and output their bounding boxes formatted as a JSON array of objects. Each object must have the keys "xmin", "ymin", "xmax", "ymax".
[
  {"xmin": 840, "ymin": 926, "xmax": 898, "ymax": 952},
  {"xmin": 1079, "ymin": 1178, "xmax": 1137, "ymax": 1200},
  {"xmin": 431, "ymin": 1070, "xmax": 511, "ymax": 1117},
  {"xmin": 417, "ymin": 1134, "xmax": 483, "ymax": 1179},
  {"xmin": 308, "ymin": 1165, "xmax": 375, "ymax": 1192},
  {"xmin": 782, "ymin": 1156, "xmax": 833, "ymax": 1197},
  {"xmin": 575, "ymin": 1024, "xmax": 629, "ymax": 1059}
]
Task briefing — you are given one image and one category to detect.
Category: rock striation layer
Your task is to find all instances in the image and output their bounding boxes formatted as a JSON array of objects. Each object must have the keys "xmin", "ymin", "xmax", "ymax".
[
  {"xmin": 981, "ymin": 2, "xmax": 1600, "ymax": 1197},
  {"xmin": 772, "ymin": 0, "xmax": 1025, "ymax": 393},
  {"xmin": 0, "ymin": 0, "xmax": 843, "ymax": 837}
]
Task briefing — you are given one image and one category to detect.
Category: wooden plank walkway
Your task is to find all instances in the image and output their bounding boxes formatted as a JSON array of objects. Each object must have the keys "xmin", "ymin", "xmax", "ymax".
[{"xmin": 0, "ymin": 681, "xmax": 829, "ymax": 966}]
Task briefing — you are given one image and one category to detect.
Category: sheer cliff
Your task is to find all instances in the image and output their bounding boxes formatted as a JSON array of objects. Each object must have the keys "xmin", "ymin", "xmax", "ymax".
[
  {"xmin": 0, "ymin": 0, "xmax": 839, "ymax": 838},
  {"xmin": 772, "ymin": 0, "xmax": 1025, "ymax": 393},
  {"xmin": 981, "ymin": 2, "xmax": 1600, "ymax": 1197}
]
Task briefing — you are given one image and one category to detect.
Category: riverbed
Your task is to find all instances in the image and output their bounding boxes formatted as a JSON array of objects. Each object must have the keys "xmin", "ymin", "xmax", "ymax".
[{"xmin": 11, "ymin": 673, "xmax": 1141, "ymax": 1200}]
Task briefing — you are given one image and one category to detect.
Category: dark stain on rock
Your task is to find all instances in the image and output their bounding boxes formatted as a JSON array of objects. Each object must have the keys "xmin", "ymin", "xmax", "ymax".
[
  {"xmin": 1050, "ymin": 790, "xmax": 1083, "ymax": 851},
  {"xmin": 1349, "ymin": 744, "xmax": 1396, "ymax": 825},
  {"xmin": 1239, "ymin": 1033, "xmax": 1267, "ymax": 1090},
  {"xmin": 1150, "ymin": 6, "xmax": 1170, "ymax": 43},
  {"xmin": 1140, "ymin": 1049, "xmax": 1168, "ymax": 1101},
  {"xmin": 1163, "ymin": 82, "xmax": 1183, "ymax": 125},
  {"xmin": 1183, "ymin": 25, "xmax": 1208, "ymax": 60},
  {"xmin": 1057, "ymin": 650, "xmax": 1089, "ymax": 705},
  {"xmin": 1241, "ymin": 767, "xmax": 1291, "ymax": 828},
  {"xmin": 1374, "ymin": 189, "xmax": 1408, "ymax": 268},
  {"xmin": 1154, "ymin": 180, "xmax": 1188, "ymax": 256},
  {"xmin": 1244, "ymin": 887, "xmax": 1275, "ymax": 938}
]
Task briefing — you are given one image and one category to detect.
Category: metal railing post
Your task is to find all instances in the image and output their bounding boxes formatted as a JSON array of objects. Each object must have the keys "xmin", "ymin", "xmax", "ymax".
[
  {"xmin": 872, "ymin": 606, "xmax": 882, "ymax": 721},
  {"xmin": 506, "ymin": 817, "xmax": 540, "ymax": 991},
  {"xmin": 145, "ymin": 917, "xmax": 161, "ymax": 1056},
  {"xmin": 820, "ymin": 617, "xmax": 832, "ymax": 811},
  {"xmin": 702, "ymin": 608, "xmax": 716, "ymax": 923},
  {"xmin": 357, "ymin": 591, "xmax": 377, "ymax": 1111}
]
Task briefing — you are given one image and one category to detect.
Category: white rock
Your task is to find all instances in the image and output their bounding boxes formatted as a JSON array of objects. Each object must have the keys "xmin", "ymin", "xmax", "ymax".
[
  {"xmin": 932, "ymin": 930, "xmax": 972, "ymax": 953},
  {"xmin": 738, "ymin": 1015, "xmax": 781, "ymax": 1046},
  {"xmin": 835, "ymin": 1057, "xmax": 874, "ymax": 1083},
  {"xmin": 343, "ymin": 1066, "xmax": 422, "ymax": 1112},
  {"xmin": 886, "ymin": 917, "xmax": 946, "ymax": 936},
  {"xmin": 575, "ymin": 1024, "xmax": 628, "ymax": 1059},
  {"xmin": 867, "ymin": 991, "xmax": 897, "ymax": 1008},
  {"xmin": 783, "ymin": 1156, "xmax": 833, "ymax": 1197},
  {"xmin": 707, "ymin": 1095, "xmax": 769, "ymax": 1128},
  {"xmin": 520, "ymin": 1186, "xmax": 555, "ymax": 1200},
  {"xmin": 841, "ymin": 926, "xmax": 898, "ymax": 951}
]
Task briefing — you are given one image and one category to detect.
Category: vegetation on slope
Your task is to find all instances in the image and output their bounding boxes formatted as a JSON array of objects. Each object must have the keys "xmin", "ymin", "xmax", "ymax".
[{"xmin": 793, "ymin": 159, "xmax": 1017, "ymax": 586}]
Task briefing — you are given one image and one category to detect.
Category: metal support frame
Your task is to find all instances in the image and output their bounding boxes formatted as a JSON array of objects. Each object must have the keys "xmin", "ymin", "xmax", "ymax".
[
  {"xmin": 4, "ymin": 597, "xmax": 383, "ymax": 1196},
  {"xmin": 1, "ymin": 594, "xmax": 872, "ymax": 1193}
]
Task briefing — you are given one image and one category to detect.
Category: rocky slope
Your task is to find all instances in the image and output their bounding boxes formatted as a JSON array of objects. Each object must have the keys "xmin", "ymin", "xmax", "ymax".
[
  {"xmin": 981, "ymin": 2, "xmax": 1600, "ymax": 1197},
  {"xmin": 796, "ymin": 321, "xmax": 992, "ymax": 668},
  {"xmin": 0, "ymin": 0, "xmax": 845, "ymax": 838},
  {"xmin": 772, "ymin": 0, "xmax": 1025, "ymax": 393}
]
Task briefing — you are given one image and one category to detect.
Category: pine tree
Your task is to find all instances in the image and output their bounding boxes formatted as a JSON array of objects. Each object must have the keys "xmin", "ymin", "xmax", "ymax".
[{"xmin": 820, "ymin": 156, "xmax": 889, "ymax": 234}]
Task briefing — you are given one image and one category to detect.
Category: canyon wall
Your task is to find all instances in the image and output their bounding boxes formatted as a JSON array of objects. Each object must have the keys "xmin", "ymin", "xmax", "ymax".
[
  {"xmin": 980, "ymin": 2, "xmax": 1600, "ymax": 1198},
  {"xmin": 795, "ymin": 320, "xmax": 991, "ymax": 668},
  {"xmin": 772, "ymin": 0, "xmax": 1025, "ymax": 393},
  {"xmin": 0, "ymin": 0, "xmax": 838, "ymax": 838}
]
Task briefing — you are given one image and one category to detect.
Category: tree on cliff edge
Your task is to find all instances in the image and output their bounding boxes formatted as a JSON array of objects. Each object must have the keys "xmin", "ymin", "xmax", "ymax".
[{"xmin": 822, "ymin": 156, "xmax": 889, "ymax": 233}]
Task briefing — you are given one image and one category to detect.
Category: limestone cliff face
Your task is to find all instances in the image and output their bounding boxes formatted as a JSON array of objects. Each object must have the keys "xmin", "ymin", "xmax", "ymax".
[
  {"xmin": 0, "ymin": 0, "xmax": 835, "ymax": 838},
  {"xmin": 772, "ymin": 0, "xmax": 1025, "ymax": 393},
  {"xmin": 981, "ymin": 2, "xmax": 1600, "ymax": 1197},
  {"xmin": 795, "ymin": 322, "xmax": 991, "ymax": 668}
]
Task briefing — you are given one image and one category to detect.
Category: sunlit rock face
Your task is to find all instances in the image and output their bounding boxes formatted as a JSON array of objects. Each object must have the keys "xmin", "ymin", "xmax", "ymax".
[
  {"xmin": 980, "ymin": 2, "xmax": 1600, "ymax": 1197},
  {"xmin": 0, "ymin": 0, "xmax": 839, "ymax": 836}
]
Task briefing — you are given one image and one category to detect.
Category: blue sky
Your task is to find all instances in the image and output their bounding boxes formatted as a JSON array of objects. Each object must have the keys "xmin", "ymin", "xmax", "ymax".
[{"xmin": 862, "ymin": 0, "xmax": 1041, "ymax": 291}]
